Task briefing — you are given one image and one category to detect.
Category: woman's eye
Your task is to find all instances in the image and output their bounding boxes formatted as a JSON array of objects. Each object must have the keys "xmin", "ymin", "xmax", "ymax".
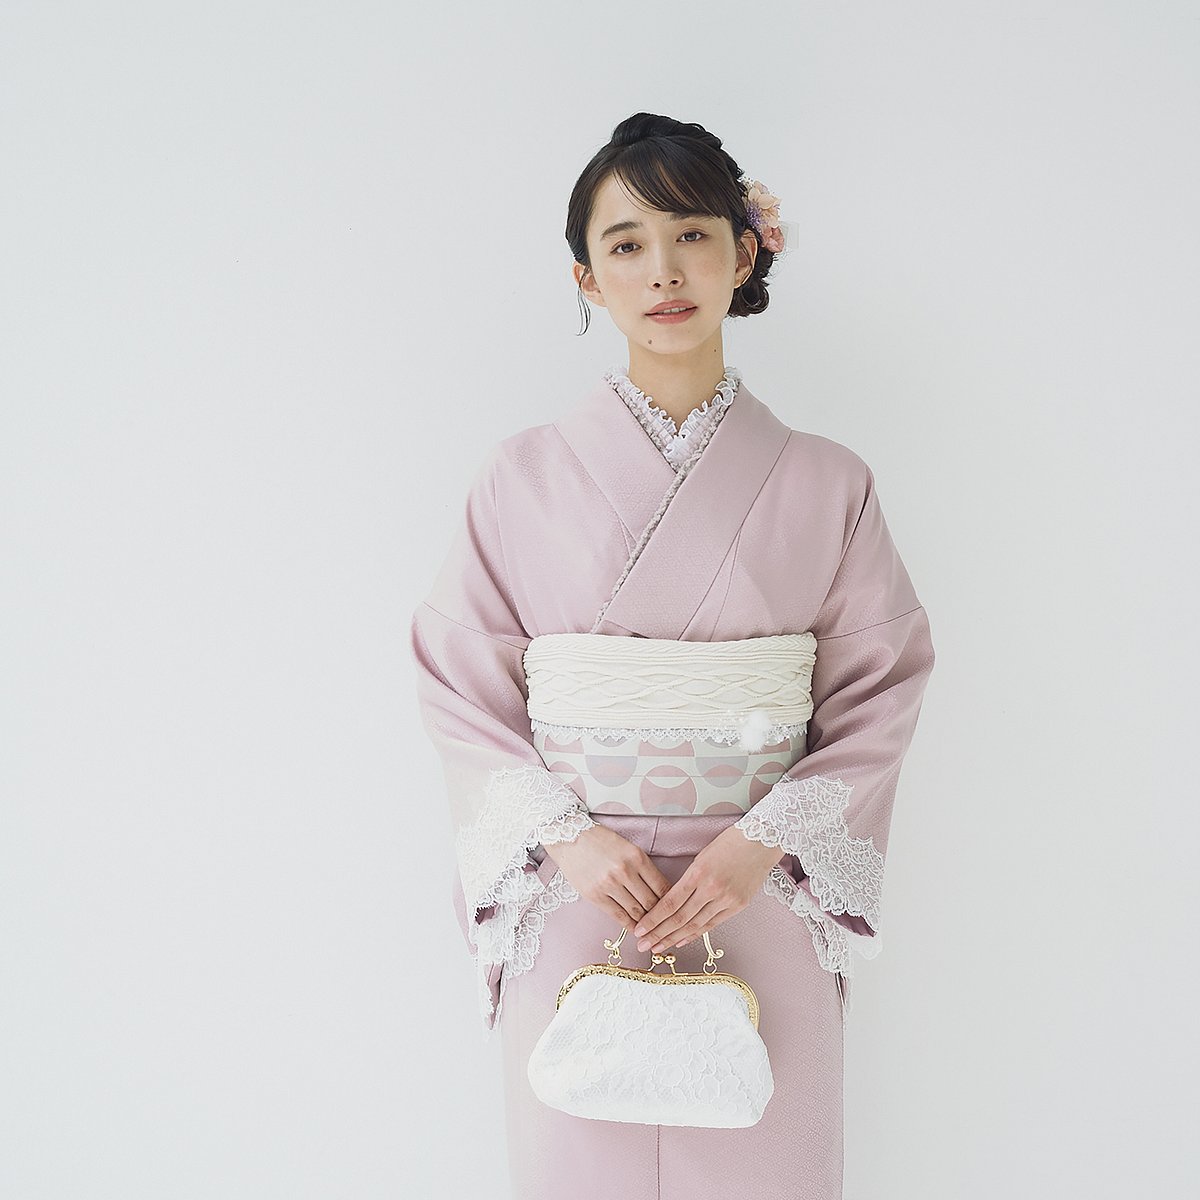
[{"xmin": 612, "ymin": 231, "xmax": 704, "ymax": 255}]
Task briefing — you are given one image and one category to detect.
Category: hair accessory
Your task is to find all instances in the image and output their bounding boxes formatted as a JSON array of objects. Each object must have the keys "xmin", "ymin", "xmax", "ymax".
[{"xmin": 742, "ymin": 178, "xmax": 785, "ymax": 253}]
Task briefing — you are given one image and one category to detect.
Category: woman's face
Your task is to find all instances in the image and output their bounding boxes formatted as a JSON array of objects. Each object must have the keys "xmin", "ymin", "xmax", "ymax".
[{"xmin": 576, "ymin": 173, "xmax": 757, "ymax": 353}]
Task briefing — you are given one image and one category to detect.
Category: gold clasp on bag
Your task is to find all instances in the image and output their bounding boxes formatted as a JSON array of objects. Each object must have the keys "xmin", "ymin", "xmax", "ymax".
[
  {"xmin": 558, "ymin": 924, "xmax": 759, "ymax": 1028},
  {"xmin": 606, "ymin": 925, "xmax": 679, "ymax": 974},
  {"xmin": 604, "ymin": 926, "xmax": 726, "ymax": 974}
]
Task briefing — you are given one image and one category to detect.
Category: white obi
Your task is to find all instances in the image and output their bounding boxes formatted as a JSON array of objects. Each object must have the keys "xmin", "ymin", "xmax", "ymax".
[{"xmin": 522, "ymin": 632, "xmax": 817, "ymax": 817}]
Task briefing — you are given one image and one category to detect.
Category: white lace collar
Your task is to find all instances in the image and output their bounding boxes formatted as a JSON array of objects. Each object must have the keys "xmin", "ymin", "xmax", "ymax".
[{"xmin": 604, "ymin": 364, "xmax": 742, "ymax": 471}]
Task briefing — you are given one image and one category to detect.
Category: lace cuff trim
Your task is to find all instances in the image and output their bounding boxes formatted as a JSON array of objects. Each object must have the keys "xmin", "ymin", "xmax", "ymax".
[
  {"xmin": 735, "ymin": 774, "xmax": 885, "ymax": 972},
  {"xmin": 454, "ymin": 765, "xmax": 593, "ymax": 1031},
  {"xmin": 470, "ymin": 867, "xmax": 582, "ymax": 1034},
  {"xmin": 455, "ymin": 765, "xmax": 594, "ymax": 912},
  {"xmin": 761, "ymin": 863, "xmax": 882, "ymax": 979}
]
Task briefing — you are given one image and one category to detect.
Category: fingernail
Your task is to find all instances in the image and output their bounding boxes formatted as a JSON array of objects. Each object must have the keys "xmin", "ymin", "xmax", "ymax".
[{"xmin": 634, "ymin": 925, "xmax": 645, "ymax": 936}]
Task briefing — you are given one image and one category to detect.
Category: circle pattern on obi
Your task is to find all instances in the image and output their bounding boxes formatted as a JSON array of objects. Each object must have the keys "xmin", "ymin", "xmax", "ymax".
[{"xmin": 531, "ymin": 727, "xmax": 808, "ymax": 816}]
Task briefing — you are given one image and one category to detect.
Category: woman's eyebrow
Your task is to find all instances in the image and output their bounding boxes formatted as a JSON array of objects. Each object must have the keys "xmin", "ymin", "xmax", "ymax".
[{"xmin": 599, "ymin": 212, "xmax": 712, "ymax": 241}]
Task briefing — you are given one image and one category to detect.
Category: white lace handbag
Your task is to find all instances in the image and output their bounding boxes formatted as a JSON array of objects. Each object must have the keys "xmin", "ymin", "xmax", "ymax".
[{"xmin": 525, "ymin": 925, "xmax": 774, "ymax": 1127}]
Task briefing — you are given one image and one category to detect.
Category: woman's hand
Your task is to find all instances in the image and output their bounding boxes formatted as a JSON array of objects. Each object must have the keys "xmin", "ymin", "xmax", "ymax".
[
  {"xmin": 631, "ymin": 825, "xmax": 785, "ymax": 954},
  {"xmin": 542, "ymin": 825, "xmax": 674, "ymax": 931}
]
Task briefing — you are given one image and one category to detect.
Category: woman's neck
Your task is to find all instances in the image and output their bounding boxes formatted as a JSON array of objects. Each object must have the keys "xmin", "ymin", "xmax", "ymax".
[{"xmin": 623, "ymin": 349, "xmax": 730, "ymax": 428}]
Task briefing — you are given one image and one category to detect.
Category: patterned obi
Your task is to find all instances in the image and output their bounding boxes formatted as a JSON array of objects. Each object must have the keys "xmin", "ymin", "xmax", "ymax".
[{"xmin": 522, "ymin": 632, "xmax": 817, "ymax": 817}]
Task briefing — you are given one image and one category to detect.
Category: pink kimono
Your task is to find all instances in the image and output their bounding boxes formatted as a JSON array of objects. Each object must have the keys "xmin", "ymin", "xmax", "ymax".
[{"xmin": 410, "ymin": 367, "xmax": 935, "ymax": 1199}]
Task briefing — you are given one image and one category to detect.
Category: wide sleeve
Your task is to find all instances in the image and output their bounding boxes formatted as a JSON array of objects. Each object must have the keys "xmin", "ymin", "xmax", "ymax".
[
  {"xmin": 408, "ymin": 446, "xmax": 595, "ymax": 1035},
  {"xmin": 733, "ymin": 460, "xmax": 936, "ymax": 985}
]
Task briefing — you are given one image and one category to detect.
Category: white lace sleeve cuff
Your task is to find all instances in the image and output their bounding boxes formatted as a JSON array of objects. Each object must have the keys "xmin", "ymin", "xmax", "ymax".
[
  {"xmin": 734, "ymin": 774, "xmax": 885, "ymax": 977},
  {"xmin": 454, "ymin": 765, "xmax": 594, "ymax": 1032}
]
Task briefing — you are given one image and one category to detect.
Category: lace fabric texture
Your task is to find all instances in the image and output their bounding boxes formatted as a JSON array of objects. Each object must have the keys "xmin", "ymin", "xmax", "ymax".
[
  {"xmin": 734, "ymin": 774, "xmax": 885, "ymax": 977},
  {"xmin": 604, "ymin": 365, "xmax": 742, "ymax": 471},
  {"xmin": 454, "ymin": 765, "xmax": 593, "ymax": 1029},
  {"xmin": 526, "ymin": 972, "xmax": 775, "ymax": 1127},
  {"xmin": 472, "ymin": 865, "xmax": 584, "ymax": 1029},
  {"xmin": 530, "ymin": 718, "xmax": 809, "ymax": 745}
]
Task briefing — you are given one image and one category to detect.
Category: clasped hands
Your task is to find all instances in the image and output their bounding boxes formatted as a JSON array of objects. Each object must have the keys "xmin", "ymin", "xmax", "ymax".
[{"xmin": 544, "ymin": 822, "xmax": 786, "ymax": 956}]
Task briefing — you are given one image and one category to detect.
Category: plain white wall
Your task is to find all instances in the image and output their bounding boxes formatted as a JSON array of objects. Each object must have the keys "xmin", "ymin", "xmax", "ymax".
[{"xmin": 3, "ymin": 3, "xmax": 1197, "ymax": 1197}]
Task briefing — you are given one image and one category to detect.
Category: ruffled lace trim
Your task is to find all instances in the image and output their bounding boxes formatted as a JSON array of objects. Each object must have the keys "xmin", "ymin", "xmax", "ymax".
[
  {"xmin": 477, "ymin": 868, "xmax": 582, "ymax": 1031},
  {"xmin": 454, "ymin": 765, "xmax": 593, "ymax": 1032},
  {"xmin": 604, "ymin": 365, "xmax": 742, "ymax": 471},
  {"xmin": 454, "ymin": 765, "xmax": 594, "ymax": 913},
  {"xmin": 762, "ymin": 863, "xmax": 881, "ymax": 973},
  {"xmin": 530, "ymin": 717, "xmax": 808, "ymax": 747},
  {"xmin": 735, "ymin": 774, "xmax": 885, "ymax": 983}
]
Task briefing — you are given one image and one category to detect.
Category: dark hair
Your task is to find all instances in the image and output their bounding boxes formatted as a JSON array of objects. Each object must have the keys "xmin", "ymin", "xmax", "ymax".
[{"xmin": 565, "ymin": 112, "xmax": 777, "ymax": 335}]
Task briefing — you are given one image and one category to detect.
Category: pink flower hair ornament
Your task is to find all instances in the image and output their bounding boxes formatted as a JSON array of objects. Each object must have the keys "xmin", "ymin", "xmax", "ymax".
[{"xmin": 741, "ymin": 178, "xmax": 785, "ymax": 254}]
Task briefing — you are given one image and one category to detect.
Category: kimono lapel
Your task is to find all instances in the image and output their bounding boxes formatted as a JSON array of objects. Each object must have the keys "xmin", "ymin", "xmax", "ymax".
[
  {"xmin": 554, "ymin": 378, "xmax": 792, "ymax": 640},
  {"xmin": 554, "ymin": 378, "xmax": 678, "ymax": 540}
]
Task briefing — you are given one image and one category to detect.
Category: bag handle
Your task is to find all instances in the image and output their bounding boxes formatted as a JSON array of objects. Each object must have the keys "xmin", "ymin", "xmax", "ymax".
[{"xmin": 603, "ymin": 926, "xmax": 726, "ymax": 975}]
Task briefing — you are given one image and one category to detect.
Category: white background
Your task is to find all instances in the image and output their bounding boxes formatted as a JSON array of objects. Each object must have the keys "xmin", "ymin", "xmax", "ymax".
[{"xmin": 3, "ymin": 3, "xmax": 1197, "ymax": 1197}]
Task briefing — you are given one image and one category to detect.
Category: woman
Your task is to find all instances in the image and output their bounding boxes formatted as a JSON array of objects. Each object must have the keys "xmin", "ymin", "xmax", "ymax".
[{"xmin": 410, "ymin": 111, "xmax": 935, "ymax": 1199}]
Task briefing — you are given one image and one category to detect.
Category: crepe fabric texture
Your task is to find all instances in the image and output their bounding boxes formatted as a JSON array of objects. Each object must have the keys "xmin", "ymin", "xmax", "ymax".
[{"xmin": 409, "ymin": 366, "xmax": 936, "ymax": 1199}]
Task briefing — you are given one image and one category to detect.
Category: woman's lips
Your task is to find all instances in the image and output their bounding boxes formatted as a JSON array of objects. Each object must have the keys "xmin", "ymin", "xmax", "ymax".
[{"xmin": 645, "ymin": 306, "xmax": 697, "ymax": 324}]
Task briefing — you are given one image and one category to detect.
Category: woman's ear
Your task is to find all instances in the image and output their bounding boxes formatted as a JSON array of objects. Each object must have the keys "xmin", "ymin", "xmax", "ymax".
[
  {"xmin": 574, "ymin": 262, "xmax": 606, "ymax": 309},
  {"xmin": 737, "ymin": 229, "xmax": 759, "ymax": 282}
]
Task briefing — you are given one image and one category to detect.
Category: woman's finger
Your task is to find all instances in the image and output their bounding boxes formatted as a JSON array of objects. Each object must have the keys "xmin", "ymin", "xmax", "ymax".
[
  {"xmin": 624, "ymin": 869, "xmax": 667, "ymax": 917},
  {"xmin": 638, "ymin": 887, "xmax": 712, "ymax": 950},
  {"xmin": 610, "ymin": 880, "xmax": 654, "ymax": 927},
  {"xmin": 653, "ymin": 899, "xmax": 728, "ymax": 951},
  {"xmin": 601, "ymin": 896, "xmax": 638, "ymax": 930}
]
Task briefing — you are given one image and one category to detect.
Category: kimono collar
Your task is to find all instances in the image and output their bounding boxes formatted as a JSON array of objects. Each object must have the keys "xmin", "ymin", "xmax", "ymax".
[
  {"xmin": 603, "ymin": 365, "xmax": 742, "ymax": 471},
  {"xmin": 553, "ymin": 372, "xmax": 792, "ymax": 639}
]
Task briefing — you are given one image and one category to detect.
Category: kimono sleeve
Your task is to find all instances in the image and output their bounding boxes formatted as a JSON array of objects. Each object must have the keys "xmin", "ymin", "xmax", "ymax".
[
  {"xmin": 734, "ymin": 460, "xmax": 936, "ymax": 981},
  {"xmin": 408, "ymin": 445, "xmax": 595, "ymax": 1033}
]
